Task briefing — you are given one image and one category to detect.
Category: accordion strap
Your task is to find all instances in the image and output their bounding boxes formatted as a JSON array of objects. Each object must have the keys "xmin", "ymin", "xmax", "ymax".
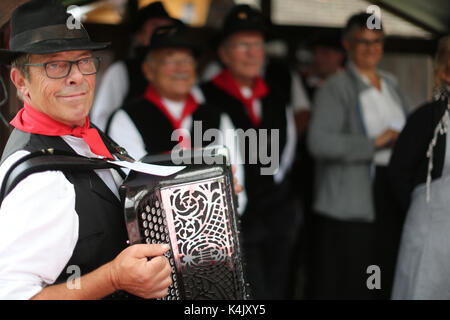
[{"xmin": 0, "ymin": 148, "xmax": 122, "ymax": 206}]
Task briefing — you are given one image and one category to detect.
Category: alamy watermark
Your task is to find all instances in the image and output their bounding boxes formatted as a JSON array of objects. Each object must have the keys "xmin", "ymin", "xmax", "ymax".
[
  {"xmin": 366, "ymin": 265, "xmax": 381, "ymax": 290},
  {"xmin": 170, "ymin": 121, "xmax": 280, "ymax": 176},
  {"xmin": 66, "ymin": 5, "xmax": 85, "ymax": 30},
  {"xmin": 66, "ymin": 265, "xmax": 81, "ymax": 290},
  {"xmin": 366, "ymin": 5, "xmax": 382, "ymax": 30}
]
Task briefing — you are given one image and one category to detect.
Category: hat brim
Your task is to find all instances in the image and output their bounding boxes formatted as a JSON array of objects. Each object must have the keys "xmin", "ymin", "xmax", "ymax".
[
  {"xmin": 220, "ymin": 25, "xmax": 268, "ymax": 43},
  {"xmin": 148, "ymin": 41, "xmax": 201, "ymax": 57},
  {"xmin": 0, "ymin": 38, "xmax": 110, "ymax": 65}
]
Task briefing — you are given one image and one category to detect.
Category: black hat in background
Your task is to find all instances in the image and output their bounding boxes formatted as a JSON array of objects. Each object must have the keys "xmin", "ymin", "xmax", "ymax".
[
  {"xmin": 219, "ymin": 4, "xmax": 268, "ymax": 43},
  {"xmin": 130, "ymin": 1, "xmax": 179, "ymax": 33},
  {"xmin": 145, "ymin": 24, "xmax": 200, "ymax": 57},
  {"xmin": 308, "ymin": 30, "xmax": 344, "ymax": 51},
  {"xmin": 0, "ymin": 0, "xmax": 109, "ymax": 64}
]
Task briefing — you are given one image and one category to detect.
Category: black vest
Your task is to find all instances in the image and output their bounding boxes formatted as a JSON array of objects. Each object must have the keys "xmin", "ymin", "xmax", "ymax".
[
  {"xmin": 200, "ymin": 78, "xmax": 291, "ymax": 213},
  {"xmin": 107, "ymin": 96, "xmax": 223, "ymax": 156},
  {"xmin": 1, "ymin": 130, "xmax": 129, "ymax": 287},
  {"xmin": 123, "ymin": 58, "xmax": 148, "ymax": 106}
]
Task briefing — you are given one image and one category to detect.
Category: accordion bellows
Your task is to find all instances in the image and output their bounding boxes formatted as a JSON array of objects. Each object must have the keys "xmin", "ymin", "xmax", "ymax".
[{"xmin": 120, "ymin": 147, "xmax": 249, "ymax": 300}]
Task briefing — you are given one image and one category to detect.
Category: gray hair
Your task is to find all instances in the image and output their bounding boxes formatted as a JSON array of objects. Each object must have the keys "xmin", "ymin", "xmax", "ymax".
[
  {"xmin": 11, "ymin": 54, "xmax": 31, "ymax": 100},
  {"xmin": 342, "ymin": 12, "xmax": 384, "ymax": 41},
  {"xmin": 11, "ymin": 53, "xmax": 31, "ymax": 81}
]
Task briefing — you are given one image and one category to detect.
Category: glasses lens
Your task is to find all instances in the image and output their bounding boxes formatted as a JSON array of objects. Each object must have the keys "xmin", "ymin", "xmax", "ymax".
[
  {"xmin": 78, "ymin": 57, "xmax": 99, "ymax": 75},
  {"xmin": 45, "ymin": 61, "xmax": 70, "ymax": 78}
]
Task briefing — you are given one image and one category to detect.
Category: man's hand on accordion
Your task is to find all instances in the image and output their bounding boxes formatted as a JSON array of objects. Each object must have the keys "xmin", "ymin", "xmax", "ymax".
[{"xmin": 108, "ymin": 243, "xmax": 173, "ymax": 299}]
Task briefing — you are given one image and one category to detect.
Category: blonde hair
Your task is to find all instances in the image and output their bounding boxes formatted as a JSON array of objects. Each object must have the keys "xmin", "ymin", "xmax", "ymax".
[{"xmin": 434, "ymin": 35, "xmax": 450, "ymax": 88}]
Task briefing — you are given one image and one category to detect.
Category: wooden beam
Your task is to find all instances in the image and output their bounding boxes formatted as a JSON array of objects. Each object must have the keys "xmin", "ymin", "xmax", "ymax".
[{"xmin": 0, "ymin": 0, "xmax": 28, "ymax": 28}]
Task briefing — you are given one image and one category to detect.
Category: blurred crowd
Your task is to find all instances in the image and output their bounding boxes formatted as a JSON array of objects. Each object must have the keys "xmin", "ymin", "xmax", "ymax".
[
  {"xmin": 31, "ymin": 1, "xmax": 450, "ymax": 300},
  {"xmin": 88, "ymin": 1, "xmax": 450, "ymax": 300}
]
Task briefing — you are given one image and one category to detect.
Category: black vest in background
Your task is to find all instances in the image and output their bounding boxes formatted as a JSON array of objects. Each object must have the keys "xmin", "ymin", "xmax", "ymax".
[
  {"xmin": 200, "ymin": 78, "xmax": 291, "ymax": 213},
  {"xmin": 1, "ymin": 130, "xmax": 129, "ymax": 287},
  {"xmin": 107, "ymin": 97, "xmax": 222, "ymax": 156},
  {"xmin": 123, "ymin": 57, "xmax": 148, "ymax": 106}
]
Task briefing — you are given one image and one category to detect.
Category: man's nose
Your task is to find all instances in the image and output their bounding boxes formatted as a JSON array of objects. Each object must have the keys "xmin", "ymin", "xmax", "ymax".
[{"xmin": 65, "ymin": 63, "xmax": 84, "ymax": 84}]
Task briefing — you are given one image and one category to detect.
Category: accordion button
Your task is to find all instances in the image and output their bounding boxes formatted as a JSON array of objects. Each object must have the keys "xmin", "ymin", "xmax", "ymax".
[
  {"xmin": 149, "ymin": 222, "xmax": 154, "ymax": 230},
  {"xmin": 144, "ymin": 229, "xmax": 149, "ymax": 237},
  {"xmin": 143, "ymin": 221, "xmax": 148, "ymax": 228},
  {"xmin": 157, "ymin": 209, "xmax": 161, "ymax": 216},
  {"xmin": 151, "ymin": 207, "xmax": 156, "ymax": 214},
  {"xmin": 141, "ymin": 212, "xmax": 146, "ymax": 220},
  {"xmin": 155, "ymin": 200, "xmax": 160, "ymax": 208},
  {"xmin": 145, "ymin": 205, "xmax": 151, "ymax": 213}
]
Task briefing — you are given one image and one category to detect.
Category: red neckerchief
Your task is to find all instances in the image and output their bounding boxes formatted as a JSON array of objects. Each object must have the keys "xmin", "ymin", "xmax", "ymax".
[
  {"xmin": 212, "ymin": 69, "xmax": 268, "ymax": 127},
  {"xmin": 144, "ymin": 84, "xmax": 198, "ymax": 148},
  {"xmin": 10, "ymin": 102, "xmax": 113, "ymax": 159}
]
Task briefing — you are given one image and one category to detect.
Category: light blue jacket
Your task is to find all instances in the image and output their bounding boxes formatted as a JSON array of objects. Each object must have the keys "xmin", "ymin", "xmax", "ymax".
[{"xmin": 307, "ymin": 62, "xmax": 408, "ymax": 222}]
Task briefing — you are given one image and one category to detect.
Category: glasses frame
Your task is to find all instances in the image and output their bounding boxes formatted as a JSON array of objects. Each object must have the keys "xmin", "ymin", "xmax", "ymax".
[
  {"xmin": 352, "ymin": 38, "xmax": 384, "ymax": 47},
  {"xmin": 25, "ymin": 56, "xmax": 102, "ymax": 79}
]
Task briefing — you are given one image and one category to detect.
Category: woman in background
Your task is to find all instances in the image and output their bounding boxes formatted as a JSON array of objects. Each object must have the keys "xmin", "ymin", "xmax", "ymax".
[{"xmin": 390, "ymin": 35, "xmax": 450, "ymax": 299}]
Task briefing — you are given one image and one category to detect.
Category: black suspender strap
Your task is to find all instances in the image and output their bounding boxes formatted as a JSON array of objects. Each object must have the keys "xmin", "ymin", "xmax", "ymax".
[{"xmin": 0, "ymin": 148, "xmax": 122, "ymax": 206}]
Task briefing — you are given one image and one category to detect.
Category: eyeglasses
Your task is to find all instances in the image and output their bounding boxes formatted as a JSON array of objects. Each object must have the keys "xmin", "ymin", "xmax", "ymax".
[
  {"xmin": 25, "ymin": 57, "xmax": 101, "ymax": 79},
  {"xmin": 353, "ymin": 38, "xmax": 384, "ymax": 47},
  {"xmin": 158, "ymin": 56, "xmax": 196, "ymax": 68},
  {"xmin": 228, "ymin": 41, "xmax": 265, "ymax": 52}
]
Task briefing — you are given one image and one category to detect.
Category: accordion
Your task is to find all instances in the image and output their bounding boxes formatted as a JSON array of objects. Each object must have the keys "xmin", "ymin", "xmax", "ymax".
[{"xmin": 120, "ymin": 146, "xmax": 249, "ymax": 300}]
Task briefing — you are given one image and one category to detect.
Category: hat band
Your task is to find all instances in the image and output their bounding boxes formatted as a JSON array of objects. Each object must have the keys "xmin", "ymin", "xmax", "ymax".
[{"xmin": 10, "ymin": 24, "xmax": 88, "ymax": 50}]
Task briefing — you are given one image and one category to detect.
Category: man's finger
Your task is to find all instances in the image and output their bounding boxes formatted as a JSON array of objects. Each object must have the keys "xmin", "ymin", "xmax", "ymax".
[{"xmin": 131, "ymin": 243, "xmax": 170, "ymax": 259}]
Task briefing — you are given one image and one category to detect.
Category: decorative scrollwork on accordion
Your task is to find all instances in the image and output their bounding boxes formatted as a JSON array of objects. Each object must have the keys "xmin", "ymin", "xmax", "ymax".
[{"xmin": 128, "ymin": 172, "xmax": 248, "ymax": 300}]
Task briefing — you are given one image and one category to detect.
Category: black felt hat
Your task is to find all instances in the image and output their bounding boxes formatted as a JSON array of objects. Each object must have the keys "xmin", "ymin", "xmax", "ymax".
[
  {"xmin": 219, "ymin": 4, "xmax": 268, "ymax": 43},
  {"xmin": 146, "ymin": 24, "xmax": 200, "ymax": 56},
  {"xmin": 0, "ymin": 0, "xmax": 109, "ymax": 64},
  {"xmin": 130, "ymin": 1, "xmax": 178, "ymax": 33}
]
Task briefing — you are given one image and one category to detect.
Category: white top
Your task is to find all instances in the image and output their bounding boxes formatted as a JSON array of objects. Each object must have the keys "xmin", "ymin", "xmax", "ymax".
[
  {"xmin": 290, "ymin": 71, "xmax": 311, "ymax": 112},
  {"xmin": 107, "ymin": 88, "xmax": 200, "ymax": 162},
  {"xmin": 240, "ymin": 86, "xmax": 263, "ymax": 121},
  {"xmin": 358, "ymin": 74, "xmax": 406, "ymax": 166},
  {"xmin": 442, "ymin": 121, "xmax": 450, "ymax": 177},
  {"xmin": 90, "ymin": 61, "xmax": 129, "ymax": 131},
  {"xmin": 0, "ymin": 136, "xmax": 121, "ymax": 299}
]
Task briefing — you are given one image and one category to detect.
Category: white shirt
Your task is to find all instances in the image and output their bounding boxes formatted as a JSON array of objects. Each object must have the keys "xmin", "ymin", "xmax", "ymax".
[
  {"xmin": 108, "ymin": 87, "xmax": 248, "ymax": 215},
  {"xmin": 90, "ymin": 61, "xmax": 129, "ymax": 131},
  {"xmin": 0, "ymin": 136, "xmax": 121, "ymax": 299},
  {"xmin": 358, "ymin": 74, "xmax": 406, "ymax": 166}
]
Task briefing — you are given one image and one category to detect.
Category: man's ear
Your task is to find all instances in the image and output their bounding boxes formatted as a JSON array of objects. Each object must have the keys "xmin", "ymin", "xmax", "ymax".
[
  {"xmin": 217, "ymin": 45, "xmax": 229, "ymax": 67},
  {"xmin": 10, "ymin": 68, "xmax": 30, "ymax": 101},
  {"xmin": 341, "ymin": 38, "xmax": 350, "ymax": 52},
  {"xmin": 141, "ymin": 61, "xmax": 154, "ymax": 83}
]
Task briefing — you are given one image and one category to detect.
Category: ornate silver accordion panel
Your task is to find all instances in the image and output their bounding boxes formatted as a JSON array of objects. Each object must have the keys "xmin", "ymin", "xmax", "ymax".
[{"xmin": 120, "ymin": 147, "xmax": 249, "ymax": 300}]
